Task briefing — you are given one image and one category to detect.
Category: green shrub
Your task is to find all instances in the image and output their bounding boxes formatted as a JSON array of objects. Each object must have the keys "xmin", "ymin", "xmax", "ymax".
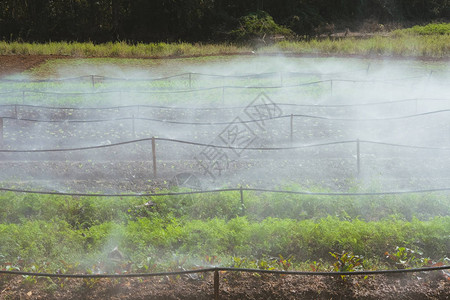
[
  {"xmin": 392, "ymin": 23, "xmax": 450, "ymax": 36},
  {"xmin": 230, "ymin": 11, "xmax": 294, "ymax": 44}
]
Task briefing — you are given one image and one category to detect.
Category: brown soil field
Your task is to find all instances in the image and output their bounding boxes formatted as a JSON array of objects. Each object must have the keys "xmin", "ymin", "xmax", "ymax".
[{"xmin": 0, "ymin": 55, "xmax": 73, "ymax": 77}]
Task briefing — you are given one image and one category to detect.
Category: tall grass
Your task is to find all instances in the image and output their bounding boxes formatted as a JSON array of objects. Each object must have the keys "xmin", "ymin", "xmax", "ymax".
[
  {"xmin": 267, "ymin": 35, "xmax": 450, "ymax": 58},
  {"xmin": 0, "ymin": 33, "xmax": 448, "ymax": 58},
  {"xmin": 0, "ymin": 41, "xmax": 249, "ymax": 57}
]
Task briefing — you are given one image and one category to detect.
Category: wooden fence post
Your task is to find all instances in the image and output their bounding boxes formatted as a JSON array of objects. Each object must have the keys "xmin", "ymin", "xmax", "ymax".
[
  {"xmin": 222, "ymin": 86, "xmax": 225, "ymax": 104},
  {"xmin": 214, "ymin": 269, "xmax": 220, "ymax": 300},
  {"xmin": 356, "ymin": 139, "xmax": 361, "ymax": 176},
  {"xmin": 132, "ymin": 115, "xmax": 136, "ymax": 139},
  {"xmin": 290, "ymin": 114, "xmax": 294, "ymax": 145},
  {"xmin": 240, "ymin": 186, "xmax": 245, "ymax": 215},
  {"xmin": 152, "ymin": 137, "xmax": 157, "ymax": 177},
  {"xmin": 330, "ymin": 80, "xmax": 333, "ymax": 98},
  {"xmin": 0, "ymin": 118, "xmax": 3, "ymax": 148}
]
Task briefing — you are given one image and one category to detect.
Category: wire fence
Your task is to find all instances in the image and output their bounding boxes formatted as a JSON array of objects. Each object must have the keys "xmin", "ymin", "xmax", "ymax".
[
  {"xmin": 0, "ymin": 137, "xmax": 449, "ymax": 178},
  {"xmin": 0, "ymin": 137, "xmax": 449, "ymax": 152},
  {"xmin": 1, "ymin": 97, "xmax": 449, "ymax": 111},
  {"xmin": 0, "ymin": 68, "xmax": 436, "ymax": 84},
  {"xmin": 1, "ymin": 109, "xmax": 449, "ymax": 125},
  {"xmin": 0, "ymin": 70, "xmax": 438, "ymax": 102},
  {"xmin": 0, "ymin": 69, "xmax": 388, "ymax": 84},
  {"xmin": 1, "ymin": 72, "xmax": 448, "ymax": 183},
  {"xmin": 1, "ymin": 185, "xmax": 450, "ymax": 197},
  {"xmin": 1, "ymin": 265, "xmax": 448, "ymax": 278},
  {"xmin": 0, "ymin": 265, "xmax": 448, "ymax": 299},
  {"xmin": 0, "ymin": 79, "xmax": 403, "ymax": 104}
]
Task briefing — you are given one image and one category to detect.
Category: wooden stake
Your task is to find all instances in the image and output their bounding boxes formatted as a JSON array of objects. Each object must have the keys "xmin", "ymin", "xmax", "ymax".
[
  {"xmin": 222, "ymin": 86, "xmax": 225, "ymax": 104},
  {"xmin": 240, "ymin": 186, "xmax": 245, "ymax": 216},
  {"xmin": 0, "ymin": 118, "xmax": 3, "ymax": 148},
  {"xmin": 152, "ymin": 137, "xmax": 157, "ymax": 177},
  {"xmin": 214, "ymin": 269, "xmax": 219, "ymax": 300},
  {"xmin": 330, "ymin": 80, "xmax": 333, "ymax": 98},
  {"xmin": 290, "ymin": 114, "xmax": 294, "ymax": 145},
  {"xmin": 357, "ymin": 139, "xmax": 361, "ymax": 176},
  {"xmin": 132, "ymin": 114, "xmax": 136, "ymax": 139}
]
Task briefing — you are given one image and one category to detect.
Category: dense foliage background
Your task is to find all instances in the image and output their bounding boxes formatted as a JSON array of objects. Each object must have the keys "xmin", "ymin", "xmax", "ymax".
[{"xmin": 0, "ymin": 0, "xmax": 448, "ymax": 43}]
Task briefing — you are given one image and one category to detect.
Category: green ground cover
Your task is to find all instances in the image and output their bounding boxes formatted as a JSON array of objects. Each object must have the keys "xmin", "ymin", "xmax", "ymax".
[{"xmin": 0, "ymin": 188, "xmax": 448, "ymax": 273}]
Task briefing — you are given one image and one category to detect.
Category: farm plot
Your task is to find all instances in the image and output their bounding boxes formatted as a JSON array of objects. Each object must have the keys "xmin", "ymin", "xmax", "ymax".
[
  {"xmin": 0, "ymin": 56, "xmax": 449, "ymax": 192},
  {"xmin": 0, "ymin": 56, "xmax": 449, "ymax": 299}
]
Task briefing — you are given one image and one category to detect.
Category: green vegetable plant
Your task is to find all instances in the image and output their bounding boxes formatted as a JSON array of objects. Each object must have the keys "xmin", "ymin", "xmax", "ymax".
[
  {"xmin": 231, "ymin": 257, "xmax": 246, "ymax": 269},
  {"xmin": 310, "ymin": 260, "xmax": 323, "ymax": 272},
  {"xmin": 384, "ymin": 246, "xmax": 428, "ymax": 269},
  {"xmin": 276, "ymin": 254, "xmax": 293, "ymax": 271},
  {"xmin": 83, "ymin": 267, "xmax": 103, "ymax": 289},
  {"xmin": 330, "ymin": 251, "xmax": 363, "ymax": 280}
]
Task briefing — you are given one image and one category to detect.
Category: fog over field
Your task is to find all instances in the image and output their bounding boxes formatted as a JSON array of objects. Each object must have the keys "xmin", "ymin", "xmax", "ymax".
[{"xmin": 0, "ymin": 56, "xmax": 449, "ymax": 192}]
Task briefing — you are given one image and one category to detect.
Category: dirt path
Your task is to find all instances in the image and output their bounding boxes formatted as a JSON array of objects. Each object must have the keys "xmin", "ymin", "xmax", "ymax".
[
  {"xmin": 0, "ymin": 55, "xmax": 71, "ymax": 77},
  {"xmin": 1, "ymin": 53, "xmax": 448, "ymax": 78}
]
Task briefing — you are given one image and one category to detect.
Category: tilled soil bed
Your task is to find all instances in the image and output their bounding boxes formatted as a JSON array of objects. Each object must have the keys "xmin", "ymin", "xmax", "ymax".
[
  {"xmin": 0, "ymin": 55, "xmax": 72, "ymax": 77},
  {"xmin": 0, "ymin": 270, "xmax": 449, "ymax": 299}
]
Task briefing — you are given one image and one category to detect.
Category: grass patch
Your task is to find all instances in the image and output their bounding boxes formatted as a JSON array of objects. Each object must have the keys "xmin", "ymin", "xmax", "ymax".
[
  {"xmin": 0, "ymin": 41, "xmax": 249, "ymax": 57},
  {"xmin": 266, "ymin": 35, "xmax": 450, "ymax": 58},
  {"xmin": 1, "ymin": 26, "xmax": 449, "ymax": 59}
]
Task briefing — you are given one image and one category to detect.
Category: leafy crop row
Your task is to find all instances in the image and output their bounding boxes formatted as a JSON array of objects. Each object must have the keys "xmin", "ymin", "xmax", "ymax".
[
  {"xmin": 2, "ymin": 186, "xmax": 448, "ymax": 224},
  {"xmin": 0, "ymin": 188, "xmax": 448, "ymax": 273}
]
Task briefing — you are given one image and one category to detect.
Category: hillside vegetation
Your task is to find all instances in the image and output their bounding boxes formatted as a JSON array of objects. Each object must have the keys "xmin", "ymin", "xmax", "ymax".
[{"xmin": 0, "ymin": 1, "xmax": 448, "ymax": 43}]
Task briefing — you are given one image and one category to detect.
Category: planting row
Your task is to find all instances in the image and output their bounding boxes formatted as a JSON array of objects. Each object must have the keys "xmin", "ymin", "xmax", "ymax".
[{"xmin": 0, "ymin": 188, "xmax": 448, "ymax": 271}]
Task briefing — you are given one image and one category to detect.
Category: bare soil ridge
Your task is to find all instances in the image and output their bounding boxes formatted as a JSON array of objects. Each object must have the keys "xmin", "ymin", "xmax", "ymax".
[{"xmin": 1, "ymin": 53, "xmax": 449, "ymax": 78}]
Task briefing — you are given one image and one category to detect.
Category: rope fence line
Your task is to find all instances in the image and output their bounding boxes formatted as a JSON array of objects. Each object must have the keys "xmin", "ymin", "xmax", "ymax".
[
  {"xmin": 0, "ymin": 265, "xmax": 448, "ymax": 299},
  {"xmin": 1, "ymin": 186, "xmax": 450, "ymax": 197},
  {"xmin": 0, "ymin": 265, "xmax": 448, "ymax": 278},
  {"xmin": 0, "ymin": 75, "xmax": 435, "ymax": 97},
  {"xmin": 0, "ymin": 78, "xmax": 427, "ymax": 94},
  {"xmin": 1, "ymin": 137, "xmax": 447, "ymax": 179},
  {"xmin": 0, "ymin": 137, "xmax": 449, "ymax": 153},
  {"xmin": 1, "ymin": 264, "xmax": 448, "ymax": 300},
  {"xmin": 1, "ymin": 68, "xmax": 427, "ymax": 84},
  {"xmin": 1, "ymin": 97, "xmax": 449, "ymax": 112},
  {"xmin": 1, "ymin": 109, "xmax": 450, "ymax": 125},
  {"xmin": 0, "ymin": 79, "xmax": 342, "ymax": 95}
]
